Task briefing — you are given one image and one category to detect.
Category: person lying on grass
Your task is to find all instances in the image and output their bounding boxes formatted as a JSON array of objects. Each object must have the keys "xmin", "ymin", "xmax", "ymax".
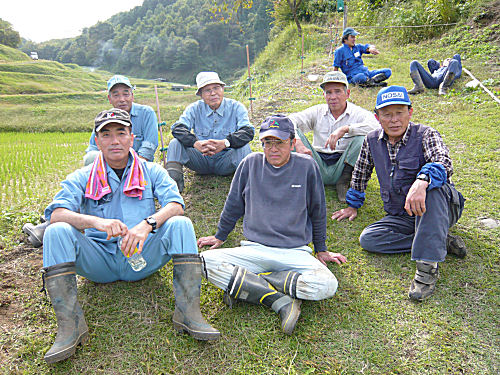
[
  {"xmin": 198, "ymin": 114, "xmax": 347, "ymax": 335},
  {"xmin": 332, "ymin": 86, "xmax": 467, "ymax": 302},
  {"xmin": 40, "ymin": 108, "xmax": 219, "ymax": 364}
]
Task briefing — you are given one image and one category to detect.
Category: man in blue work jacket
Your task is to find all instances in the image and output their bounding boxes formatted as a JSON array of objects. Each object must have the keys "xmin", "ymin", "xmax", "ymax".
[
  {"xmin": 40, "ymin": 108, "xmax": 219, "ymax": 364},
  {"xmin": 333, "ymin": 27, "xmax": 391, "ymax": 86},
  {"xmin": 332, "ymin": 86, "xmax": 467, "ymax": 302},
  {"xmin": 23, "ymin": 75, "xmax": 159, "ymax": 248},
  {"xmin": 166, "ymin": 71, "xmax": 254, "ymax": 193}
]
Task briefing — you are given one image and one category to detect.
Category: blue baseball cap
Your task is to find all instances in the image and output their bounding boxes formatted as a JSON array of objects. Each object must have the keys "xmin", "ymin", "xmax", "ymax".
[
  {"xmin": 375, "ymin": 86, "xmax": 412, "ymax": 109},
  {"xmin": 259, "ymin": 115, "xmax": 294, "ymax": 140},
  {"xmin": 342, "ymin": 27, "xmax": 359, "ymax": 38},
  {"xmin": 107, "ymin": 75, "xmax": 133, "ymax": 92}
]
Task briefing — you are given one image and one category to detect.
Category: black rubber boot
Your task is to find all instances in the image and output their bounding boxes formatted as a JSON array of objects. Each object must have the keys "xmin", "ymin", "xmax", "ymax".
[
  {"xmin": 408, "ymin": 261, "xmax": 439, "ymax": 302},
  {"xmin": 408, "ymin": 70, "xmax": 425, "ymax": 95},
  {"xmin": 23, "ymin": 221, "xmax": 50, "ymax": 248},
  {"xmin": 42, "ymin": 262, "xmax": 89, "ymax": 364},
  {"xmin": 228, "ymin": 266, "xmax": 301, "ymax": 335},
  {"xmin": 259, "ymin": 270, "xmax": 301, "ymax": 298},
  {"xmin": 166, "ymin": 161, "xmax": 184, "ymax": 193},
  {"xmin": 172, "ymin": 254, "xmax": 220, "ymax": 340},
  {"xmin": 371, "ymin": 72, "xmax": 387, "ymax": 83},
  {"xmin": 335, "ymin": 164, "xmax": 354, "ymax": 203},
  {"xmin": 438, "ymin": 71, "xmax": 456, "ymax": 95}
]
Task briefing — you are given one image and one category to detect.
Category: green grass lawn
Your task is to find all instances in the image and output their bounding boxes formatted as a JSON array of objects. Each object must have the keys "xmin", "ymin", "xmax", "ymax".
[{"xmin": 0, "ymin": 24, "xmax": 499, "ymax": 374}]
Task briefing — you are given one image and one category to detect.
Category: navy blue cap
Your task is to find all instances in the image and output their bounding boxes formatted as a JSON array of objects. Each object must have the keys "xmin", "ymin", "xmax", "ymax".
[
  {"xmin": 375, "ymin": 86, "xmax": 412, "ymax": 109},
  {"xmin": 259, "ymin": 115, "xmax": 294, "ymax": 140}
]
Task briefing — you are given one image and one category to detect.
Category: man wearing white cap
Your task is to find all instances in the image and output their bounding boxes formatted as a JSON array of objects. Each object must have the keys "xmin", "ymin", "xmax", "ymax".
[
  {"xmin": 84, "ymin": 75, "xmax": 159, "ymax": 166},
  {"xmin": 289, "ymin": 71, "xmax": 379, "ymax": 202},
  {"xmin": 332, "ymin": 86, "xmax": 467, "ymax": 302},
  {"xmin": 166, "ymin": 72, "xmax": 254, "ymax": 192}
]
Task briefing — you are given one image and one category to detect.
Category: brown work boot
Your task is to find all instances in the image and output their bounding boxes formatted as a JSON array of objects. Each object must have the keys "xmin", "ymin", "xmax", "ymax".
[
  {"xmin": 408, "ymin": 261, "xmax": 439, "ymax": 302},
  {"xmin": 446, "ymin": 234, "xmax": 467, "ymax": 258},
  {"xmin": 336, "ymin": 165, "xmax": 354, "ymax": 203}
]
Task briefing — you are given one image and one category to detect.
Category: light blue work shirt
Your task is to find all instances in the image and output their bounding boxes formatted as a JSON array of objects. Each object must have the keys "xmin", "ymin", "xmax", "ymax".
[
  {"xmin": 173, "ymin": 98, "xmax": 253, "ymax": 140},
  {"xmin": 333, "ymin": 43, "xmax": 371, "ymax": 79},
  {"xmin": 44, "ymin": 153, "xmax": 183, "ymax": 253},
  {"xmin": 86, "ymin": 103, "xmax": 159, "ymax": 161}
]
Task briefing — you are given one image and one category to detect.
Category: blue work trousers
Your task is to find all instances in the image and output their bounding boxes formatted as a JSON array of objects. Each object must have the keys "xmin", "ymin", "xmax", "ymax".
[
  {"xmin": 166, "ymin": 138, "xmax": 251, "ymax": 176},
  {"xmin": 43, "ymin": 216, "xmax": 198, "ymax": 283},
  {"xmin": 350, "ymin": 68, "xmax": 392, "ymax": 84},
  {"xmin": 410, "ymin": 55, "xmax": 462, "ymax": 89},
  {"xmin": 359, "ymin": 183, "xmax": 464, "ymax": 263}
]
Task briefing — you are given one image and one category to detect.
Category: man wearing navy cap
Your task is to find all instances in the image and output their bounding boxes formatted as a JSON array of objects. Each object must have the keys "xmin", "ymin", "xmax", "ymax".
[
  {"xmin": 333, "ymin": 27, "xmax": 391, "ymax": 86},
  {"xmin": 198, "ymin": 114, "xmax": 346, "ymax": 334},
  {"xmin": 332, "ymin": 86, "xmax": 466, "ymax": 301}
]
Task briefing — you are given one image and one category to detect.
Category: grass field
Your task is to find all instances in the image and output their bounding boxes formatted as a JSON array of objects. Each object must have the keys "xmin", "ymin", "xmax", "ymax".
[{"xmin": 0, "ymin": 23, "xmax": 499, "ymax": 374}]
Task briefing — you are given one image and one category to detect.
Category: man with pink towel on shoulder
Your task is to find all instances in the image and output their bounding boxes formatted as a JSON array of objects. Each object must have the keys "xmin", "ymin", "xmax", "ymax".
[{"xmin": 39, "ymin": 108, "xmax": 219, "ymax": 364}]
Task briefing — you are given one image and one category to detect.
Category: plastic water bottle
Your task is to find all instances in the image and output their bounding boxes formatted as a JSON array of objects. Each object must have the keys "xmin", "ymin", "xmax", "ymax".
[{"xmin": 117, "ymin": 237, "xmax": 147, "ymax": 272}]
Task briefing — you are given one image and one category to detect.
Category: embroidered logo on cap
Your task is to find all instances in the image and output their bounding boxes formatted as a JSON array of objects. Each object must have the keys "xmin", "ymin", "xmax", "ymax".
[{"xmin": 381, "ymin": 92, "xmax": 404, "ymax": 101}]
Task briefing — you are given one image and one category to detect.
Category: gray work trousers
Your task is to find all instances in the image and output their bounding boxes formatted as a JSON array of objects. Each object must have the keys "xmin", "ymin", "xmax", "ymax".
[{"xmin": 359, "ymin": 183, "xmax": 465, "ymax": 263}]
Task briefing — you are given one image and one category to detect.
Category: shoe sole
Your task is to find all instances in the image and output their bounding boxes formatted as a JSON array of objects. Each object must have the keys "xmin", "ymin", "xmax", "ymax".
[
  {"xmin": 44, "ymin": 330, "xmax": 89, "ymax": 364},
  {"xmin": 172, "ymin": 320, "xmax": 220, "ymax": 341}
]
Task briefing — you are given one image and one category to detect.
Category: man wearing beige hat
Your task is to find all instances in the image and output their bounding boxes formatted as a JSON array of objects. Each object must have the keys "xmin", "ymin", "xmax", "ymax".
[
  {"xmin": 289, "ymin": 71, "xmax": 379, "ymax": 202},
  {"xmin": 166, "ymin": 72, "xmax": 254, "ymax": 192}
]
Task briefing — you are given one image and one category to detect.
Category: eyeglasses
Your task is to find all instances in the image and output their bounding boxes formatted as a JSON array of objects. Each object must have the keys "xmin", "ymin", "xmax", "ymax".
[
  {"xmin": 261, "ymin": 139, "xmax": 291, "ymax": 149},
  {"xmin": 202, "ymin": 85, "xmax": 223, "ymax": 95}
]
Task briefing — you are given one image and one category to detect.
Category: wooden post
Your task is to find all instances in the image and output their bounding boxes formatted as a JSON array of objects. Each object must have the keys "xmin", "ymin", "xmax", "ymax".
[
  {"xmin": 300, "ymin": 33, "xmax": 305, "ymax": 80},
  {"xmin": 343, "ymin": 0, "xmax": 348, "ymax": 31},
  {"xmin": 246, "ymin": 44, "xmax": 254, "ymax": 116},
  {"xmin": 463, "ymin": 67, "xmax": 500, "ymax": 104},
  {"xmin": 154, "ymin": 85, "xmax": 167, "ymax": 168}
]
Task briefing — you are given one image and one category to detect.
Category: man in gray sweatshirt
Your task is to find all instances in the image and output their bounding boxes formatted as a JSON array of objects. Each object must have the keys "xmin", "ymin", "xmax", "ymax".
[{"xmin": 198, "ymin": 114, "xmax": 347, "ymax": 335}]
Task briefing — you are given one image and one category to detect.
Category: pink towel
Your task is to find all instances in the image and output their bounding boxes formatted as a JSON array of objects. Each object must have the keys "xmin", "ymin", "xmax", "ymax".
[{"xmin": 85, "ymin": 150, "xmax": 147, "ymax": 201}]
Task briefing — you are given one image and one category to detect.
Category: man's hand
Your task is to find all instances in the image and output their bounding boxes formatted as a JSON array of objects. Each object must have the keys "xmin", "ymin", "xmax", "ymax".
[
  {"xmin": 294, "ymin": 138, "xmax": 312, "ymax": 156},
  {"xmin": 197, "ymin": 235, "xmax": 224, "ymax": 249},
  {"xmin": 317, "ymin": 251, "xmax": 347, "ymax": 267},
  {"xmin": 119, "ymin": 220, "xmax": 152, "ymax": 257},
  {"xmin": 194, "ymin": 140, "xmax": 217, "ymax": 156},
  {"xmin": 331, "ymin": 206, "xmax": 358, "ymax": 221},
  {"xmin": 325, "ymin": 125, "xmax": 349, "ymax": 151},
  {"xmin": 368, "ymin": 46, "xmax": 380, "ymax": 55},
  {"xmin": 404, "ymin": 180, "xmax": 428, "ymax": 216},
  {"xmin": 94, "ymin": 218, "xmax": 128, "ymax": 240},
  {"xmin": 205, "ymin": 139, "xmax": 227, "ymax": 155}
]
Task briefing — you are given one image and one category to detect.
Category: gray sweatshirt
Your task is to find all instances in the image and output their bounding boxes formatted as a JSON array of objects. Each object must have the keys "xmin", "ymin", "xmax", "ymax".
[{"xmin": 215, "ymin": 152, "xmax": 327, "ymax": 252}]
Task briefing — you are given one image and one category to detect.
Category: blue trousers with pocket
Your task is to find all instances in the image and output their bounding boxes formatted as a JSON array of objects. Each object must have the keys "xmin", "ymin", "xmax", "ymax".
[
  {"xmin": 43, "ymin": 216, "xmax": 198, "ymax": 282},
  {"xmin": 166, "ymin": 138, "xmax": 251, "ymax": 176},
  {"xmin": 350, "ymin": 67, "xmax": 392, "ymax": 84},
  {"xmin": 359, "ymin": 183, "xmax": 464, "ymax": 263},
  {"xmin": 410, "ymin": 54, "xmax": 462, "ymax": 89}
]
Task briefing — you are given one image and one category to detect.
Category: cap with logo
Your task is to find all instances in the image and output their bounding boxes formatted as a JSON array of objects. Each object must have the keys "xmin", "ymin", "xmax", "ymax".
[
  {"xmin": 107, "ymin": 75, "xmax": 133, "ymax": 92},
  {"xmin": 342, "ymin": 27, "xmax": 359, "ymax": 38},
  {"xmin": 259, "ymin": 114, "xmax": 295, "ymax": 140},
  {"xmin": 320, "ymin": 71, "xmax": 349, "ymax": 89},
  {"xmin": 196, "ymin": 72, "xmax": 225, "ymax": 96},
  {"xmin": 94, "ymin": 108, "xmax": 132, "ymax": 133},
  {"xmin": 375, "ymin": 86, "xmax": 412, "ymax": 109}
]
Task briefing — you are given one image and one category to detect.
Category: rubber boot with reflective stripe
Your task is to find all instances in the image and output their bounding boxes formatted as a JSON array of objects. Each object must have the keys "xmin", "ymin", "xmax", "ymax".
[
  {"xmin": 259, "ymin": 270, "xmax": 301, "ymax": 299},
  {"xmin": 228, "ymin": 266, "xmax": 301, "ymax": 335},
  {"xmin": 172, "ymin": 254, "xmax": 220, "ymax": 340},
  {"xmin": 42, "ymin": 262, "xmax": 89, "ymax": 364}
]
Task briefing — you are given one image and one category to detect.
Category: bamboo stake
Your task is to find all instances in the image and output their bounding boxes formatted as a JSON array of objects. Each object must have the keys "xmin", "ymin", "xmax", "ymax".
[
  {"xmin": 154, "ymin": 85, "xmax": 167, "ymax": 168},
  {"xmin": 300, "ymin": 33, "xmax": 305, "ymax": 80},
  {"xmin": 246, "ymin": 44, "xmax": 254, "ymax": 116},
  {"xmin": 463, "ymin": 67, "xmax": 500, "ymax": 105}
]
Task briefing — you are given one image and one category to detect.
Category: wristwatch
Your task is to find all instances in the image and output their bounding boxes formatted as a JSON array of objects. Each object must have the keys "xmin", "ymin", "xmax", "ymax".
[
  {"xmin": 416, "ymin": 173, "xmax": 430, "ymax": 183},
  {"xmin": 224, "ymin": 139, "xmax": 230, "ymax": 148},
  {"xmin": 145, "ymin": 216, "xmax": 157, "ymax": 233}
]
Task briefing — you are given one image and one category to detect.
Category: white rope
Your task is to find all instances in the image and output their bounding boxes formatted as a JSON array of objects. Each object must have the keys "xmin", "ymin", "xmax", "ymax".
[{"xmin": 336, "ymin": 22, "xmax": 458, "ymax": 29}]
